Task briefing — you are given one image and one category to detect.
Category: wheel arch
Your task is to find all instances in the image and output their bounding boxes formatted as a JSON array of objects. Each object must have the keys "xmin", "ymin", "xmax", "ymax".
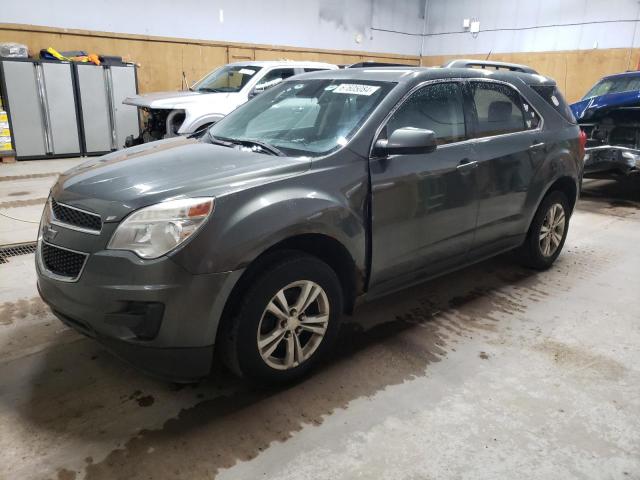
[
  {"xmin": 526, "ymin": 174, "xmax": 579, "ymax": 235},
  {"xmin": 220, "ymin": 233, "xmax": 363, "ymax": 325}
]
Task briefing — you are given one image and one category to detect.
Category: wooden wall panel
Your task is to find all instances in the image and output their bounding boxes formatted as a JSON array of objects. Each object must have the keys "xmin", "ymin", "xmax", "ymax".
[
  {"xmin": 228, "ymin": 47, "xmax": 255, "ymax": 63},
  {"xmin": 422, "ymin": 48, "xmax": 640, "ymax": 103},
  {"xmin": 2, "ymin": 24, "xmax": 638, "ymax": 103}
]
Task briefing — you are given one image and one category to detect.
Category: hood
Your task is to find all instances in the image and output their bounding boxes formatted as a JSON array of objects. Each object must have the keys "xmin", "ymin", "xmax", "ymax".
[
  {"xmin": 570, "ymin": 90, "xmax": 640, "ymax": 121},
  {"xmin": 52, "ymin": 137, "xmax": 311, "ymax": 221},
  {"xmin": 123, "ymin": 90, "xmax": 235, "ymax": 109}
]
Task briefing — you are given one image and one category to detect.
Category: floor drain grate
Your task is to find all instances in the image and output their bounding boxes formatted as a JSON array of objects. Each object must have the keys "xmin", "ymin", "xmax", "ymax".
[{"xmin": 0, "ymin": 242, "xmax": 37, "ymax": 264}]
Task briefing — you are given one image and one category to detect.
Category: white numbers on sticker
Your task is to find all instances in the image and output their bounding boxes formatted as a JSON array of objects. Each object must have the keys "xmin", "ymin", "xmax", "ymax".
[{"xmin": 333, "ymin": 84, "xmax": 380, "ymax": 96}]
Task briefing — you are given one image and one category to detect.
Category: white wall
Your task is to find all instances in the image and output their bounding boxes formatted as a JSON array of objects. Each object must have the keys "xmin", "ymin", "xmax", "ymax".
[
  {"xmin": 2, "ymin": 0, "xmax": 426, "ymax": 56},
  {"xmin": 422, "ymin": 0, "xmax": 640, "ymax": 55},
  {"xmin": 6, "ymin": 0, "xmax": 639, "ymax": 57}
]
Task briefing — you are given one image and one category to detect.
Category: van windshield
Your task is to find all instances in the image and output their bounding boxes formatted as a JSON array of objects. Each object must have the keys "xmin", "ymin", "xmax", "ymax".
[
  {"xmin": 207, "ymin": 79, "xmax": 394, "ymax": 157},
  {"xmin": 193, "ymin": 65, "xmax": 262, "ymax": 93}
]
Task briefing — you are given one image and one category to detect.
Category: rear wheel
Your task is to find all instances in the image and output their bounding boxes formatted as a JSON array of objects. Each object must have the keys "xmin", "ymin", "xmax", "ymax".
[
  {"xmin": 517, "ymin": 190, "xmax": 570, "ymax": 270},
  {"xmin": 219, "ymin": 253, "xmax": 343, "ymax": 384}
]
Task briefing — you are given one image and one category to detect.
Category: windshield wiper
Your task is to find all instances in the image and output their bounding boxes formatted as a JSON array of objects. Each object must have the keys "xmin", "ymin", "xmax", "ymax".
[
  {"xmin": 196, "ymin": 87, "xmax": 224, "ymax": 93},
  {"xmin": 216, "ymin": 137, "xmax": 285, "ymax": 156},
  {"xmin": 206, "ymin": 132, "xmax": 235, "ymax": 147}
]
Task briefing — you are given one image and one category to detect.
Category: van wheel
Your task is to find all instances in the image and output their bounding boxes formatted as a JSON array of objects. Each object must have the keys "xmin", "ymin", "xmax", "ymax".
[
  {"xmin": 220, "ymin": 253, "xmax": 343, "ymax": 384},
  {"xmin": 517, "ymin": 190, "xmax": 570, "ymax": 270}
]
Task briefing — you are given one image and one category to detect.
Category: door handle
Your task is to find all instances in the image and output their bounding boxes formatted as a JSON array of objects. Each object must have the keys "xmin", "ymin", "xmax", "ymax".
[
  {"xmin": 529, "ymin": 141, "xmax": 546, "ymax": 151},
  {"xmin": 456, "ymin": 159, "xmax": 478, "ymax": 171}
]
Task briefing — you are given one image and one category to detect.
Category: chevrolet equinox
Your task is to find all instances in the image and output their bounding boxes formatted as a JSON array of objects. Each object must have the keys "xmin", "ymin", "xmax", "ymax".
[{"xmin": 37, "ymin": 61, "xmax": 584, "ymax": 383}]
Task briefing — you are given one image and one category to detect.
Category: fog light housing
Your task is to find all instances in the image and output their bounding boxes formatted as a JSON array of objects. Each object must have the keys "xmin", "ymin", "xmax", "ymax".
[{"xmin": 105, "ymin": 301, "xmax": 165, "ymax": 340}]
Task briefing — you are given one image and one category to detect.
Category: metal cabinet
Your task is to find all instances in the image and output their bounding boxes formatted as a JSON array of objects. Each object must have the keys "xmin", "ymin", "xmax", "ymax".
[
  {"xmin": 0, "ymin": 59, "xmax": 81, "ymax": 159},
  {"xmin": 76, "ymin": 63, "xmax": 140, "ymax": 154},
  {"xmin": 0, "ymin": 58, "xmax": 140, "ymax": 160}
]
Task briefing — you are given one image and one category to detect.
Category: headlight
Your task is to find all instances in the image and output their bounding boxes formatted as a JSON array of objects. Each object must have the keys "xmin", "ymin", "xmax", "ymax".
[{"xmin": 107, "ymin": 198, "xmax": 214, "ymax": 259}]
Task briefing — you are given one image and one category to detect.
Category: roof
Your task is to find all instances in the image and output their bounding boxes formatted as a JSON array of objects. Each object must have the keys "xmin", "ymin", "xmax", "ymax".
[
  {"xmin": 227, "ymin": 60, "xmax": 337, "ymax": 69},
  {"xmin": 600, "ymin": 70, "xmax": 640, "ymax": 80},
  {"xmin": 293, "ymin": 66, "xmax": 556, "ymax": 87}
]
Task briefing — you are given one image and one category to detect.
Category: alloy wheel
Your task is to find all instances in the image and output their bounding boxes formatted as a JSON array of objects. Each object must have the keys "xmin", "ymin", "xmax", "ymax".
[
  {"xmin": 257, "ymin": 280, "xmax": 330, "ymax": 370},
  {"xmin": 539, "ymin": 203, "xmax": 566, "ymax": 257}
]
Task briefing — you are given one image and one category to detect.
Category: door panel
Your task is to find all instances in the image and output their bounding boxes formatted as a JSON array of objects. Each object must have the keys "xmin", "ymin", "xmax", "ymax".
[
  {"xmin": 472, "ymin": 133, "xmax": 537, "ymax": 246},
  {"xmin": 76, "ymin": 64, "xmax": 112, "ymax": 153},
  {"xmin": 2, "ymin": 60, "xmax": 47, "ymax": 157},
  {"xmin": 41, "ymin": 62, "xmax": 81, "ymax": 155},
  {"xmin": 109, "ymin": 65, "xmax": 140, "ymax": 149},
  {"xmin": 369, "ymin": 82, "xmax": 479, "ymax": 293},
  {"xmin": 467, "ymin": 81, "xmax": 543, "ymax": 252}
]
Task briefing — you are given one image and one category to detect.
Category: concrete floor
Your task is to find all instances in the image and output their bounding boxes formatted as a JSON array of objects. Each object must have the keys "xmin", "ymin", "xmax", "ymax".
[
  {"xmin": 0, "ymin": 158, "xmax": 85, "ymax": 245},
  {"xmin": 0, "ymin": 160, "xmax": 639, "ymax": 479}
]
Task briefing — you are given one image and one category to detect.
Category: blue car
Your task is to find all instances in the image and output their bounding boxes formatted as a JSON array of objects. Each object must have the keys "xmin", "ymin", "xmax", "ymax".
[{"xmin": 570, "ymin": 71, "xmax": 640, "ymax": 177}]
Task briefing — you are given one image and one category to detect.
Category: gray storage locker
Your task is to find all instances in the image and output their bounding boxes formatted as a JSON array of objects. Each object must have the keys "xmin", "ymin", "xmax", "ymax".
[
  {"xmin": 76, "ymin": 63, "xmax": 140, "ymax": 153},
  {"xmin": 41, "ymin": 62, "xmax": 81, "ymax": 155},
  {"xmin": 76, "ymin": 64, "xmax": 112, "ymax": 154},
  {"xmin": 1, "ymin": 60, "xmax": 47, "ymax": 157},
  {"xmin": 0, "ymin": 59, "xmax": 81, "ymax": 159},
  {"xmin": 0, "ymin": 58, "xmax": 139, "ymax": 159},
  {"xmin": 109, "ymin": 65, "xmax": 139, "ymax": 149}
]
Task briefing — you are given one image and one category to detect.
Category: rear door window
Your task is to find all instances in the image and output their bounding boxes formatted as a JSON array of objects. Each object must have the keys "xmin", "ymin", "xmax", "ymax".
[
  {"xmin": 470, "ymin": 82, "xmax": 526, "ymax": 137},
  {"xmin": 385, "ymin": 82, "xmax": 467, "ymax": 145}
]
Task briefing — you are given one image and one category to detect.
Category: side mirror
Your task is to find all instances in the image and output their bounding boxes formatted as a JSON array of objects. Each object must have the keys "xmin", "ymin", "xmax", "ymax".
[
  {"xmin": 248, "ymin": 85, "xmax": 265, "ymax": 99},
  {"xmin": 374, "ymin": 127, "xmax": 438, "ymax": 156}
]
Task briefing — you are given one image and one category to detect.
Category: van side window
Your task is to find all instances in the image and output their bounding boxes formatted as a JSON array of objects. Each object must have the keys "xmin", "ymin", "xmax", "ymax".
[
  {"xmin": 471, "ymin": 82, "xmax": 526, "ymax": 137},
  {"xmin": 385, "ymin": 82, "xmax": 467, "ymax": 145}
]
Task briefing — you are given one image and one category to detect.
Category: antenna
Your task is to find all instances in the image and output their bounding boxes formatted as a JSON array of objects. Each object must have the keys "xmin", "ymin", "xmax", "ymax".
[{"xmin": 182, "ymin": 71, "xmax": 191, "ymax": 91}]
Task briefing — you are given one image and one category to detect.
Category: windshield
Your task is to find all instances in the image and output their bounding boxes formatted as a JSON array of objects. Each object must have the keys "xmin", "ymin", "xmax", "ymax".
[
  {"xmin": 583, "ymin": 75, "xmax": 640, "ymax": 100},
  {"xmin": 207, "ymin": 79, "xmax": 394, "ymax": 157},
  {"xmin": 193, "ymin": 65, "xmax": 262, "ymax": 93}
]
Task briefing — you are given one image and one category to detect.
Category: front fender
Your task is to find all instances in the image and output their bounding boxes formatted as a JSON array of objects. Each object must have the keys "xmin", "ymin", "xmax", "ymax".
[{"xmin": 172, "ymin": 181, "xmax": 368, "ymax": 275}]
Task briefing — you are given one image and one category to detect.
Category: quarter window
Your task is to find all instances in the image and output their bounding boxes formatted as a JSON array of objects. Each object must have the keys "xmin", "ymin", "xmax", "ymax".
[
  {"xmin": 522, "ymin": 98, "xmax": 541, "ymax": 130},
  {"xmin": 385, "ymin": 82, "xmax": 467, "ymax": 145},
  {"xmin": 471, "ymin": 82, "xmax": 526, "ymax": 137}
]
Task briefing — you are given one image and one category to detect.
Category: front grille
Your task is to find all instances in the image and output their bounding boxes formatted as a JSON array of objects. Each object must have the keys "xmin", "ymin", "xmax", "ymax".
[
  {"xmin": 41, "ymin": 242, "xmax": 87, "ymax": 279},
  {"xmin": 51, "ymin": 198, "xmax": 102, "ymax": 232}
]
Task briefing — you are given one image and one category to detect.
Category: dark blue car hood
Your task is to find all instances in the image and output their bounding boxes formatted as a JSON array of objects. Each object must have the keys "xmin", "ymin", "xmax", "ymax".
[{"xmin": 570, "ymin": 90, "xmax": 640, "ymax": 121}]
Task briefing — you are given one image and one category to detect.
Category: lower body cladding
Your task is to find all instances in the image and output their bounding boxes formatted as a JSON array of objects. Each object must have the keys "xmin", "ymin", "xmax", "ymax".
[
  {"xmin": 584, "ymin": 145, "xmax": 640, "ymax": 177},
  {"xmin": 36, "ymin": 243, "xmax": 243, "ymax": 381}
]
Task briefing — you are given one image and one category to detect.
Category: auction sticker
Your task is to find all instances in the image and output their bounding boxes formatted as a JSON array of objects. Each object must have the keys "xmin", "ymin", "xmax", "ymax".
[{"xmin": 333, "ymin": 84, "xmax": 380, "ymax": 95}]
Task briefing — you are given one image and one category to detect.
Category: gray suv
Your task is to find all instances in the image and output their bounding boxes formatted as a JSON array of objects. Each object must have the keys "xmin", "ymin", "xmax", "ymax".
[{"xmin": 36, "ymin": 61, "xmax": 583, "ymax": 384}]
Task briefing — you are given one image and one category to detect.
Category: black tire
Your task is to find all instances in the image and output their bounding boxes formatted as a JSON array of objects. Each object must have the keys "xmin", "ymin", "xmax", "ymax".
[
  {"xmin": 219, "ymin": 252, "xmax": 343, "ymax": 384},
  {"xmin": 517, "ymin": 190, "xmax": 571, "ymax": 270}
]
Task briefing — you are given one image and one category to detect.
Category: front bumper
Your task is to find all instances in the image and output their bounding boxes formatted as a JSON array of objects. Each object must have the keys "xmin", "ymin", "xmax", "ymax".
[
  {"xmin": 584, "ymin": 146, "xmax": 640, "ymax": 176},
  {"xmin": 36, "ymin": 243, "xmax": 242, "ymax": 381}
]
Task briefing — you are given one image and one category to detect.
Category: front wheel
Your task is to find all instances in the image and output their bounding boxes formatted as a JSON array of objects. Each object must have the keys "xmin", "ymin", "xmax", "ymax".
[
  {"xmin": 219, "ymin": 253, "xmax": 343, "ymax": 384},
  {"xmin": 517, "ymin": 190, "xmax": 570, "ymax": 270}
]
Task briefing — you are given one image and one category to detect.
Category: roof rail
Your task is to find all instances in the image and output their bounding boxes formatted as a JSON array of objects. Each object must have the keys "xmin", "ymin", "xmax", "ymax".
[{"xmin": 442, "ymin": 59, "xmax": 538, "ymax": 74}]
